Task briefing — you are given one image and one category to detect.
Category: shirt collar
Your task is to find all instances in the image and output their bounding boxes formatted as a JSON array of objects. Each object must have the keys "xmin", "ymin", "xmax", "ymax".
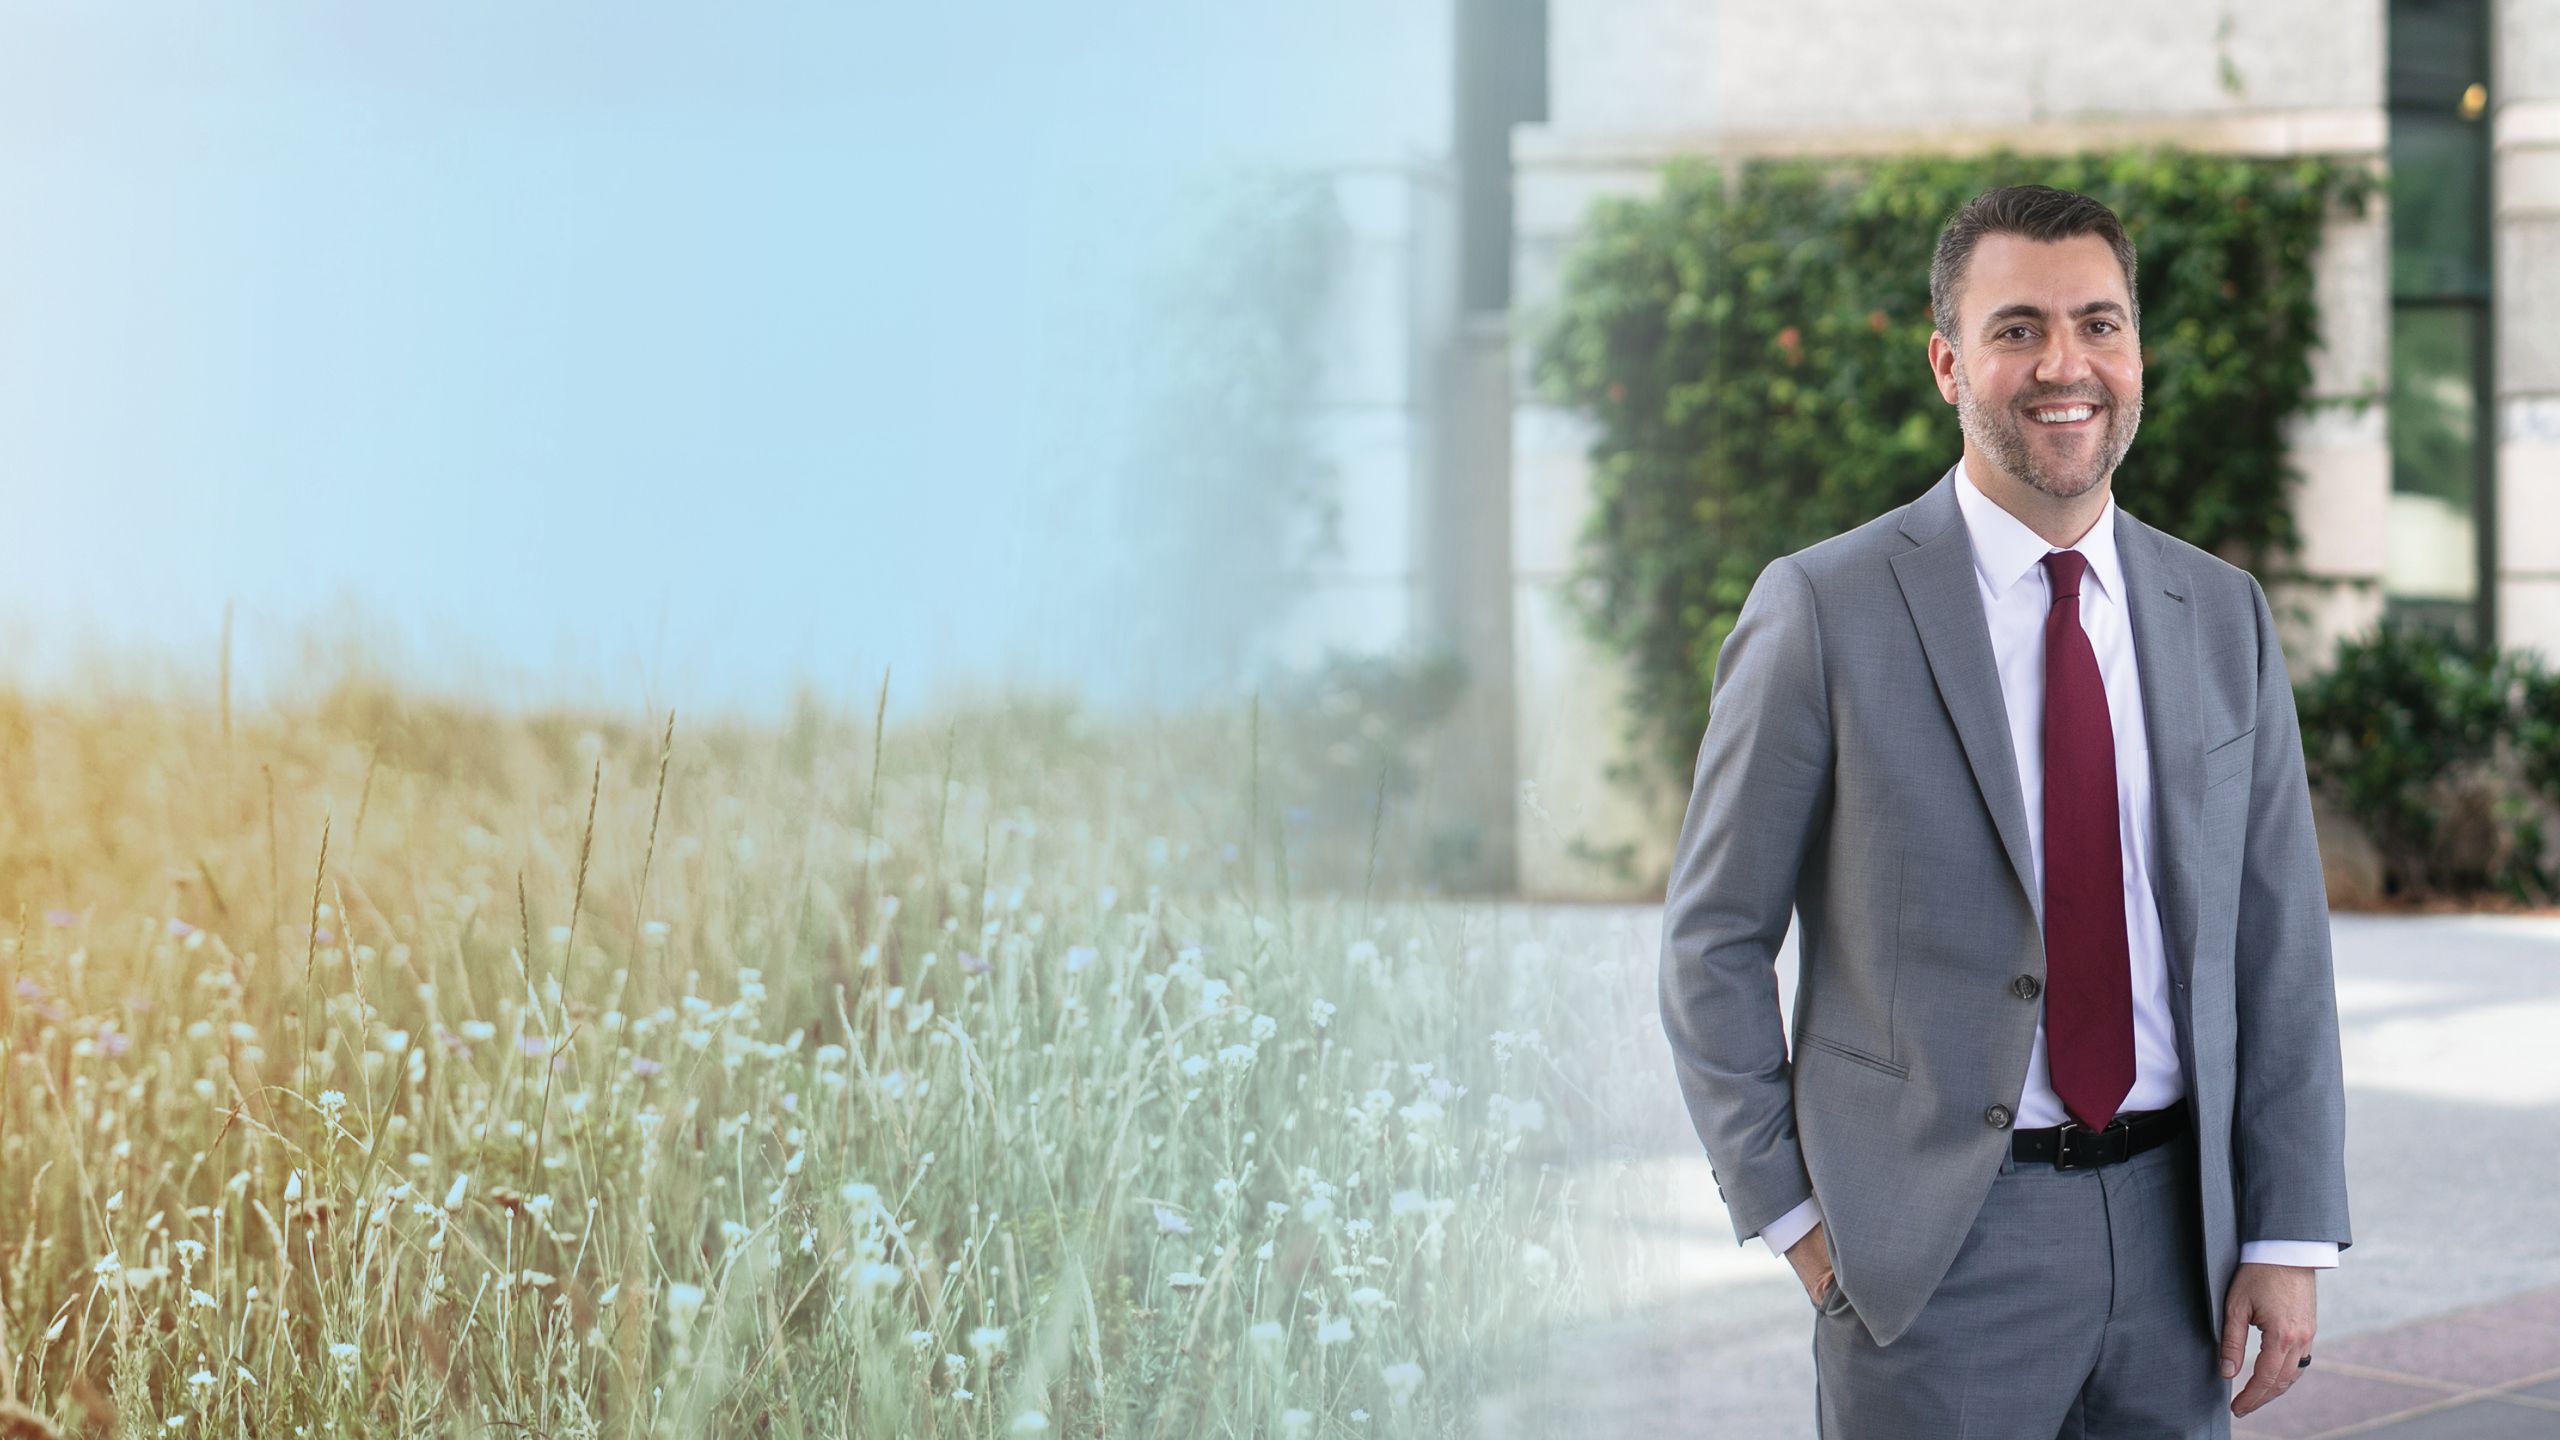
[{"xmin": 1951, "ymin": 457, "xmax": 2125, "ymax": 606}]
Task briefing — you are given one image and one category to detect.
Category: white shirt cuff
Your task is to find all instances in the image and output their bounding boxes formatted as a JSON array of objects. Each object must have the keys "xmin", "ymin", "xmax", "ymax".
[
  {"xmin": 1758, "ymin": 1194, "xmax": 1824, "ymax": 1259},
  {"xmin": 2240, "ymin": 1240, "xmax": 2339, "ymax": 1269}
]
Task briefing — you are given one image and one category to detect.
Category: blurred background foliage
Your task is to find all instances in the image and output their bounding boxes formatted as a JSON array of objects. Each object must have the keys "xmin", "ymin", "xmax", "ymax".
[
  {"xmin": 1534, "ymin": 149, "xmax": 2374, "ymax": 797},
  {"xmin": 2295, "ymin": 624, "xmax": 2560, "ymax": 904}
]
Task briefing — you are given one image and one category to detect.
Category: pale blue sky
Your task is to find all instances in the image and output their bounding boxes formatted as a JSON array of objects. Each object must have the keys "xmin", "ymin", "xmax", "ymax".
[{"xmin": 0, "ymin": 2, "xmax": 1446, "ymax": 722}]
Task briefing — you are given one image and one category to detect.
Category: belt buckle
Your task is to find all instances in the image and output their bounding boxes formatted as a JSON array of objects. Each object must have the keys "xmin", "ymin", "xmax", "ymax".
[
  {"xmin": 2052, "ymin": 1118, "xmax": 2089, "ymax": 1170},
  {"xmin": 2054, "ymin": 1116, "xmax": 2130, "ymax": 1170}
]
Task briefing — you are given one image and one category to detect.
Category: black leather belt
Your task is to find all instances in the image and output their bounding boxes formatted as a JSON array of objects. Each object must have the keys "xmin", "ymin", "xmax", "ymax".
[{"xmin": 2010, "ymin": 1098, "xmax": 2189, "ymax": 1171}]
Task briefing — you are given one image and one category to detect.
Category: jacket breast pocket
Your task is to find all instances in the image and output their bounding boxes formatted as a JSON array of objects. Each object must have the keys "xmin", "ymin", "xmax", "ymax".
[{"xmin": 2203, "ymin": 727, "xmax": 2256, "ymax": 791}]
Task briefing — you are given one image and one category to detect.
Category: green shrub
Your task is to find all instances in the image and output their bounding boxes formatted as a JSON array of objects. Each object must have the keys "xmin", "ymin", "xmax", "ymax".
[
  {"xmin": 1535, "ymin": 149, "xmax": 2374, "ymax": 794},
  {"xmin": 2295, "ymin": 623, "xmax": 2558, "ymax": 901}
]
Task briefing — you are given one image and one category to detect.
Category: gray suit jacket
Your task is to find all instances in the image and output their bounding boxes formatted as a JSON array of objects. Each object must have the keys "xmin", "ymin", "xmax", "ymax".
[{"xmin": 1658, "ymin": 469, "xmax": 2352, "ymax": 1347}]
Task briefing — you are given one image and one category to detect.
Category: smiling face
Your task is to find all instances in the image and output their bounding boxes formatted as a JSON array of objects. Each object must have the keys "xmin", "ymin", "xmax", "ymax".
[{"xmin": 1928, "ymin": 231, "xmax": 2143, "ymax": 503}]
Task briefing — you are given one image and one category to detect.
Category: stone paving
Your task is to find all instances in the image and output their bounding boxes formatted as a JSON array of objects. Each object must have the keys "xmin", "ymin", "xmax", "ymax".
[{"xmin": 1473, "ymin": 908, "xmax": 2560, "ymax": 1439}]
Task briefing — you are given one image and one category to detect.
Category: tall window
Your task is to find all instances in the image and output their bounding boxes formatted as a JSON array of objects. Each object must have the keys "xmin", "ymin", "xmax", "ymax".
[{"xmin": 2386, "ymin": 0, "xmax": 2494, "ymax": 642}]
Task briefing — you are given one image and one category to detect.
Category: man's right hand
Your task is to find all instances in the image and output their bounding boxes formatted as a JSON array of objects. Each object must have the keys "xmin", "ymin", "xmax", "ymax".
[{"xmin": 1786, "ymin": 1221, "xmax": 1836, "ymax": 1305}]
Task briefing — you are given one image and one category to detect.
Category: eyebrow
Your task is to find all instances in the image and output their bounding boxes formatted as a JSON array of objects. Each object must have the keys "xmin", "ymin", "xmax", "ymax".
[{"xmin": 1981, "ymin": 299, "xmax": 2130, "ymax": 332}]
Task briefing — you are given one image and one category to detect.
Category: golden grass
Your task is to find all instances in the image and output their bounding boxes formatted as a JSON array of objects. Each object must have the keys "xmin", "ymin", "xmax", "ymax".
[{"xmin": 0, "ymin": 674, "xmax": 1666, "ymax": 1437}]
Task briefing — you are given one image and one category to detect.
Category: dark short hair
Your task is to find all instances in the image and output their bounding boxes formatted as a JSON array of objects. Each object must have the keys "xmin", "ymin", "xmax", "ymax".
[{"xmin": 1929, "ymin": 185, "xmax": 2140, "ymax": 343}]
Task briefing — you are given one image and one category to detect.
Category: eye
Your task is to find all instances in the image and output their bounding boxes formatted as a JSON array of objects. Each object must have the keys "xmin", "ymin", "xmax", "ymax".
[
  {"xmin": 1999, "ymin": 325, "xmax": 2034, "ymax": 341},
  {"xmin": 2087, "ymin": 319, "xmax": 2119, "ymax": 336}
]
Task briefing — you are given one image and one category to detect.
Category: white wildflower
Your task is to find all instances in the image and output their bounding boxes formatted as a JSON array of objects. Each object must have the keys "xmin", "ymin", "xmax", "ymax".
[
  {"xmin": 663, "ymin": 1282, "xmax": 708, "ymax": 1330},
  {"xmin": 1382, "ymin": 1361, "xmax": 1424, "ymax": 1400}
]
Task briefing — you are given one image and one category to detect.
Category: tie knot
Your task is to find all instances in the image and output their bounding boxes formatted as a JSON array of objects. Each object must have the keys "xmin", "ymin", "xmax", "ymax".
[{"xmin": 2041, "ymin": 549, "xmax": 2089, "ymax": 601}]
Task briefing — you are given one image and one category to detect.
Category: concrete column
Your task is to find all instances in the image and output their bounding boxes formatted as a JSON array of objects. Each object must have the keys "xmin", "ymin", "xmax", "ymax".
[
  {"xmin": 2495, "ymin": 3, "xmax": 2560, "ymax": 661},
  {"xmin": 2269, "ymin": 185, "xmax": 2391, "ymax": 675},
  {"xmin": 1418, "ymin": 313, "xmax": 1522, "ymax": 893},
  {"xmin": 1507, "ymin": 142, "xmax": 1684, "ymax": 900}
]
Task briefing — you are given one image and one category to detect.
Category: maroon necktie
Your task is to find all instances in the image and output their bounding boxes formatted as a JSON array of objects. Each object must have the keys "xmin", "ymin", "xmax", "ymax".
[{"xmin": 2039, "ymin": 550, "xmax": 2134, "ymax": 1131}]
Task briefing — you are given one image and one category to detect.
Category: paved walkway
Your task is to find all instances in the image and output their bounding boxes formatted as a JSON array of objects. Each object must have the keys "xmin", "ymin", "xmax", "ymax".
[{"xmin": 1473, "ymin": 909, "xmax": 2560, "ymax": 1439}]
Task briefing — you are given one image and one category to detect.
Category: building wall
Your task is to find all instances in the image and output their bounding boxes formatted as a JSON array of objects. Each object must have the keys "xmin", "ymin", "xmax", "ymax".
[
  {"xmin": 2497, "ymin": 0, "xmax": 2560, "ymax": 661},
  {"xmin": 1226, "ymin": 0, "xmax": 1461, "ymax": 680},
  {"xmin": 1260, "ymin": 163, "xmax": 1459, "ymax": 675},
  {"xmin": 1511, "ymin": 1, "xmax": 2395, "ymax": 899}
]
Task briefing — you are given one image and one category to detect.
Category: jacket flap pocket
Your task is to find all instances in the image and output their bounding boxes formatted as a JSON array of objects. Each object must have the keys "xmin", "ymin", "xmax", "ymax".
[{"xmin": 2203, "ymin": 727, "xmax": 2256, "ymax": 789}]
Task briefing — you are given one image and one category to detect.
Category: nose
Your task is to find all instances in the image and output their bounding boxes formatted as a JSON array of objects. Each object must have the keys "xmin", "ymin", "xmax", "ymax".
[{"xmin": 2035, "ymin": 329, "xmax": 2095, "ymax": 387}]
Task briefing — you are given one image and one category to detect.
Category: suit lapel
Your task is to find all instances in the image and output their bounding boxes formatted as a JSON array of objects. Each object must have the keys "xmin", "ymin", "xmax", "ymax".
[
  {"xmin": 1890, "ymin": 472, "xmax": 2041, "ymax": 928},
  {"xmin": 2117, "ymin": 508, "xmax": 2202, "ymax": 993}
]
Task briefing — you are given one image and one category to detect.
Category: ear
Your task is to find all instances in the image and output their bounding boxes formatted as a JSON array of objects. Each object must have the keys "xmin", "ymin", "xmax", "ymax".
[{"xmin": 1928, "ymin": 331, "xmax": 1961, "ymax": 406}]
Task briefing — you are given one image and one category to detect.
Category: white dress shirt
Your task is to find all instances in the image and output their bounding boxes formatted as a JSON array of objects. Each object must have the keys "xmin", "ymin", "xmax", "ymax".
[{"xmin": 1756, "ymin": 461, "xmax": 2339, "ymax": 1271}]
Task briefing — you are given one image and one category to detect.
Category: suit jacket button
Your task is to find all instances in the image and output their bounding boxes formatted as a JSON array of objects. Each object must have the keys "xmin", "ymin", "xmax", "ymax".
[
  {"xmin": 1985, "ymin": 1104, "xmax": 2012, "ymax": 1129},
  {"xmin": 2012, "ymin": 974, "xmax": 2041, "ymax": 1000}
]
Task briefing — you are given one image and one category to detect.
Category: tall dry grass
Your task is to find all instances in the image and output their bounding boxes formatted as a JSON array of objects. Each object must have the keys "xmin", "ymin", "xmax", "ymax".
[{"xmin": 0, "ymin": 671, "xmax": 1670, "ymax": 1437}]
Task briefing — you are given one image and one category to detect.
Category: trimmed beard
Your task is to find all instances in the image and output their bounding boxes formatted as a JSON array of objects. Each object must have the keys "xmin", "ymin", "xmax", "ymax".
[{"xmin": 1952, "ymin": 354, "xmax": 2142, "ymax": 501}]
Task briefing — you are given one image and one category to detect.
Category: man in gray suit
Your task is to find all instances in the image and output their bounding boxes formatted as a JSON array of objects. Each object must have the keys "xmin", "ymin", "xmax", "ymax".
[{"xmin": 1658, "ymin": 185, "xmax": 2351, "ymax": 1436}]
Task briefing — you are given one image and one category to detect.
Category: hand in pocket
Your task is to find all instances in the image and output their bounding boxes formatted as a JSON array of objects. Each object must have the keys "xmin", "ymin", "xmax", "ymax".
[{"xmin": 1785, "ymin": 1221, "xmax": 1836, "ymax": 1307}]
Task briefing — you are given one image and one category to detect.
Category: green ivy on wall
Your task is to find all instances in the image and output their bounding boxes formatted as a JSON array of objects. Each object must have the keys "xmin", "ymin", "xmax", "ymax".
[{"xmin": 1534, "ymin": 149, "xmax": 2375, "ymax": 800}]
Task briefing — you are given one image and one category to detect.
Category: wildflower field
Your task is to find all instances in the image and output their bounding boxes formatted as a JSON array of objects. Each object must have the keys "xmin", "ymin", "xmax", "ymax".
[{"xmin": 0, "ymin": 673, "xmax": 1677, "ymax": 1438}]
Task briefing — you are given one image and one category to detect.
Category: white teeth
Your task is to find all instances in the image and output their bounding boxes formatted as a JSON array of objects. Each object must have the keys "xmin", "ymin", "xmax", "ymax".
[{"xmin": 2031, "ymin": 405, "xmax": 2095, "ymax": 423}]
